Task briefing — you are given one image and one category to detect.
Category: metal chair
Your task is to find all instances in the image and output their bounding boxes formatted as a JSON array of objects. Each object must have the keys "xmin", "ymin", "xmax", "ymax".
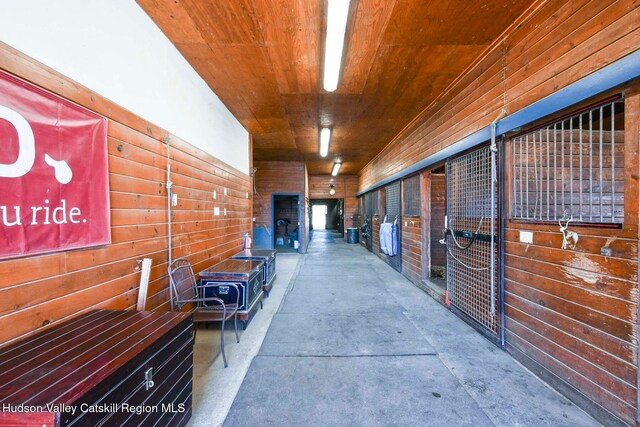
[{"xmin": 168, "ymin": 257, "xmax": 240, "ymax": 368}]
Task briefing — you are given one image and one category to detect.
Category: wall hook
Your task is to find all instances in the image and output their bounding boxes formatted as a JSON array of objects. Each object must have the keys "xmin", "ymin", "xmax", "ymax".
[{"xmin": 559, "ymin": 218, "xmax": 578, "ymax": 250}]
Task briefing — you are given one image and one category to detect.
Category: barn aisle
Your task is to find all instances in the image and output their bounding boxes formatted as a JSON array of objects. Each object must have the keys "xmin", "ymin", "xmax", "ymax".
[{"xmin": 220, "ymin": 230, "xmax": 598, "ymax": 427}]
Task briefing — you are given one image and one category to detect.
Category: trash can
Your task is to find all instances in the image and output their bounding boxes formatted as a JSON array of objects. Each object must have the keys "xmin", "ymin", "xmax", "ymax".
[{"xmin": 346, "ymin": 228, "xmax": 359, "ymax": 244}]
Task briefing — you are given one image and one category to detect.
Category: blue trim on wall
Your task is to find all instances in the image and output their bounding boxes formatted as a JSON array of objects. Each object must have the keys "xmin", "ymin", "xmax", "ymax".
[{"xmin": 357, "ymin": 49, "xmax": 640, "ymax": 196}]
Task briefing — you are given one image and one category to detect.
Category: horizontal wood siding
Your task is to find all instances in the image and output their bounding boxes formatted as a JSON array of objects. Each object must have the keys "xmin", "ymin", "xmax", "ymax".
[
  {"xmin": 304, "ymin": 165, "xmax": 310, "ymax": 250},
  {"xmin": 309, "ymin": 175, "xmax": 359, "ymax": 237},
  {"xmin": 253, "ymin": 161, "xmax": 305, "ymax": 226},
  {"xmin": 372, "ymin": 215, "xmax": 381, "ymax": 255},
  {"xmin": 357, "ymin": 1, "xmax": 639, "ymax": 424},
  {"xmin": 358, "ymin": 0, "xmax": 639, "ymax": 190},
  {"xmin": 401, "ymin": 216, "xmax": 422, "ymax": 284},
  {"xmin": 344, "ymin": 177, "xmax": 360, "ymax": 231},
  {"xmin": 253, "ymin": 161, "xmax": 307, "ymax": 249},
  {"xmin": 0, "ymin": 43, "xmax": 251, "ymax": 348},
  {"xmin": 503, "ymin": 89, "xmax": 639, "ymax": 425}
]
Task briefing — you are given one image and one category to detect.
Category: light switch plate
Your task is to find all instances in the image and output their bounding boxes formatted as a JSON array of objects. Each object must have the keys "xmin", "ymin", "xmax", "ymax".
[
  {"xmin": 519, "ymin": 231, "xmax": 533, "ymax": 244},
  {"xmin": 214, "ymin": 207, "xmax": 220, "ymax": 216}
]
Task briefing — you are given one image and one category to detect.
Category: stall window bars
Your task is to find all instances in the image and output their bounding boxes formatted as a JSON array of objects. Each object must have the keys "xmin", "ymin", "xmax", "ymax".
[
  {"xmin": 385, "ymin": 181, "xmax": 401, "ymax": 219},
  {"xmin": 403, "ymin": 174, "xmax": 420, "ymax": 216},
  {"xmin": 511, "ymin": 98, "xmax": 624, "ymax": 224}
]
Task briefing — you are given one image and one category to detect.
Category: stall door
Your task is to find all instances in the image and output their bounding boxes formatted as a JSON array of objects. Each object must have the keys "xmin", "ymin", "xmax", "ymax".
[
  {"xmin": 364, "ymin": 192, "xmax": 373, "ymax": 251},
  {"xmin": 384, "ymin": 181, "xmax": 402, "ymax": 272},
  {"xmin": 445, "ymin": 147, "xmax": 499, "ymax": 337}
]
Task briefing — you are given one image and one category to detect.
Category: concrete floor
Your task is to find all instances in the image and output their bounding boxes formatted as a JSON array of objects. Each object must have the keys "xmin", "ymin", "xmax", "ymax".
[
  {"xmin": 188, "ymin": 253, "xmax": 302, "ymax": 427},
  {"xmin": 192, "ymin": 231, "xmax": 600, "ymax": 427}
]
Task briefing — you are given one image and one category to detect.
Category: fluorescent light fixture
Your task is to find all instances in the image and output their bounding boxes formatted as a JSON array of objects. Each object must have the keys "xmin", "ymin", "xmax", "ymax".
[
  {"xmin": 320, "ymin": 127, "xmax": 331, "ymax": 157},
  {"xmin": 331, "ymin": 161, "xmax": 342, "ymax": 176},
  {"xmin": 323, "ymin": 0, "xmax": 351, "ymax": 92}
]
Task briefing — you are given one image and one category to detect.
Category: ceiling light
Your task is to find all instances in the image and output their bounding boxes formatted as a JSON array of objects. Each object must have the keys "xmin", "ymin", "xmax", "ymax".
[
  {"xmin": 320, "ymin": 128, "xmax": 331, "ymax": 157},
  {"xmin": 323, "ymin": 0, "xmax": 351, "ymax": 92},
  {"xmin": 331, "ymin": 161, "xmax": 342, "ymax": 176}
]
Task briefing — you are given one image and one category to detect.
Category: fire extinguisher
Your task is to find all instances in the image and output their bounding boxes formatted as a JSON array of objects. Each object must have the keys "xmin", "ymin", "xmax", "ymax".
[{"xmin": 242, "ymin": 233, "xmax": 252, "ymax": 249}]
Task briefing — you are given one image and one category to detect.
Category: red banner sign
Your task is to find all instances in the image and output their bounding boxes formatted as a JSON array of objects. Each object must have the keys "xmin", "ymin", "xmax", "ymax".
[{"xmin": 0, "ymin": 71, "xmax": 110, "ymax": 260}]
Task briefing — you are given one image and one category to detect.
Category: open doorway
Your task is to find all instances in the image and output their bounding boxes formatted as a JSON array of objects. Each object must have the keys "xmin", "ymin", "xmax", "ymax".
[
  {"xmin": 310, "ymin": 199, "xmax": 341, "ymax": 231},
  {"xmin": 310, "ymin": 199, "xmax": 342, "ymax": 243},
  {"xmin": 273, "ymin": 194, "xmax": 301, "ymax": 253},
  {"xmin": 312, "ymin": 205, "xmax": 327, "ymax": 229}
]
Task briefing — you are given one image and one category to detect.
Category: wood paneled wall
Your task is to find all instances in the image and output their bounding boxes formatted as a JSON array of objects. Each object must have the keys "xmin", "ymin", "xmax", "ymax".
[
  {"xmin": 344, "ymin": 177, "xmax": 360, "ymax": 230},
  {"xmin": 308, "ymin": 175, "xmax": 359, "ymax": 234},
  {"xmin": 358, "ymin": 0, "xmax": 639, "ymax": 190},
  {"xmin": 253, "ymin": 161, "xmax": 307, "ymax": 250},
  {"xmin": 356, "ymin": 1, "xmax": 639, "ymax": 424},
  {"xmin": 372, "ymin": 215, "xmax": 381, "ymax": 256},
  {"xmin": 253, "ymin": 161, "xmax": 305, "ymax": 226},
  {"xmin": 0, "ymin": 43, "xmax": 251, "ymax": 348},
  {"xmin": 401, "ymin": 216, "xmax": 422, "ymax": 284},
  {"xmin": 309, "ymin": 175, "xmax": 358, "ymax": 199},
  {"xmin": 503, "ymin": 88, "xmax": 639, "ymax": 426},
  {"xmin": 303, "ymin": 165, "xmax": 310, "ymax": 249}
]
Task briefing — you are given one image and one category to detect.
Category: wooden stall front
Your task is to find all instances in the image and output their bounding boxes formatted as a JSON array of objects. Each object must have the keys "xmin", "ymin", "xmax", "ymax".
[
  {"xmin": 502, "ymin": 88, "xmax": 639, "ymax": 424},
  {"xmin": 355, "ymin": 0, "xmax": 639, "ymax": 424}
]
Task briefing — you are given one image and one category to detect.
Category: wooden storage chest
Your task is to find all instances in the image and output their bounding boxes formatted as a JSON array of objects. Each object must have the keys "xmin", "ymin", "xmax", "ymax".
[
  {"xmin": 199, "ymin": 258, "xmax": 264, "ymax": 329},
  {"xmin": 231, "ymin": 249, "xmax": 277, "ymax": 295},
  {"xmin": 0, "ymin": 310, "xmax": 193, "ymax": 427}
]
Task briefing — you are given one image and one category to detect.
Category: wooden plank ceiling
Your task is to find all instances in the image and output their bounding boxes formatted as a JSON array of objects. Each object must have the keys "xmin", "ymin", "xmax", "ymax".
[{"xmin": 137, "ymin": 0, "xmax": 533, "ymax": 175}]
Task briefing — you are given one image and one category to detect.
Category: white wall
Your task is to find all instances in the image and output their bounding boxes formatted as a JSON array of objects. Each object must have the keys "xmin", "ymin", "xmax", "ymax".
[{"xmin": 0, "ymin": 1, "xmax": 250, "ymax": 174}]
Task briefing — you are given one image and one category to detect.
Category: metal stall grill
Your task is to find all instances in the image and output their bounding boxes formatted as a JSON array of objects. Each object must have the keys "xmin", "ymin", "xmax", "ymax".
[
  {"xmin": 511, "ymin": 98, "xmax": 624, "ymax": 224},
  {"xmin": 364, "ymin": 192, "xmax": 373, "ymax": 251},
  {"xmin": 385, "ymin": 181, "xmax": 402, "ymax": 272},
  {"xmin": 446, "ymin": 146, "xmax": 499, "ymax": 336},
  {"xmin": 403, "ymin": 174, "xmax": 421, "ymax": 216}
]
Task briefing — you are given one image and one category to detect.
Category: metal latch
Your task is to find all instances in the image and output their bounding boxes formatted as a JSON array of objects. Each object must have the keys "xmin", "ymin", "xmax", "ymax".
[
  {"xmin": 219, "ymin": 286, "xmax": 230, "ymax": 295},
  {"xmin": 145, "ymin": 368, "xmax": 154, "ymax": 390}
]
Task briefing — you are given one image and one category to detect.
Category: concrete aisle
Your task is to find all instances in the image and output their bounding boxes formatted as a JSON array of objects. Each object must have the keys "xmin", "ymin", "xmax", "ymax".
[
  {"xmin": 189, "ymin": 253, "xmax": 302, "ymax": 427},
  {"xmin": 223, "ymin": 230, "xmax": 599, "ymax": 427}
]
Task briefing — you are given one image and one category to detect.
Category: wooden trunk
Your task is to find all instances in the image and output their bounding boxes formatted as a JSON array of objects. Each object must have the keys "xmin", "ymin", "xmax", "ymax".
[
  {"xmin": 231, "ymin": 249, "xmax": 277, "ymax": 294},
  {"xmin": 0, "ymin": 310, "xmax": 193, "ymax": 427},
  {"xmin": 199, "ymin": 258, "xmax": 264, "ymax": 323}
]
